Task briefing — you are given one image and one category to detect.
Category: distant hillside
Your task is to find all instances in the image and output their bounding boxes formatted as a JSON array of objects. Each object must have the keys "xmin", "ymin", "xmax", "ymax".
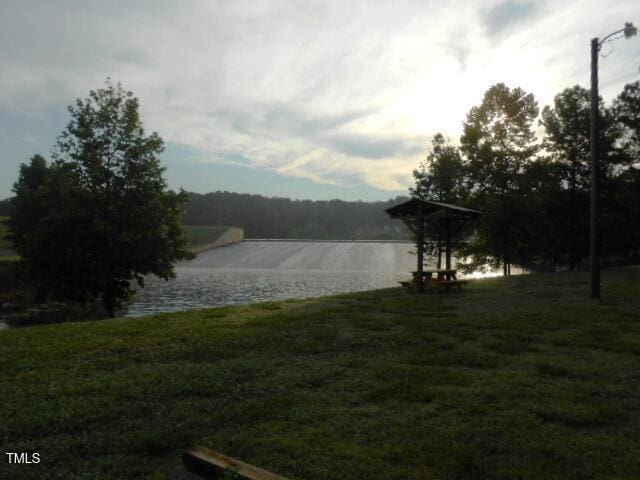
[
  {"xmin": 0, "ymin": 192, "xmax": 412, "ymax": 241},
  {"xmin": 183, "ymin": 191, "xmax": 411, "ymax": 240},
  {"xmin": 0, "ymin": 220, "xmax": 240, "ymax": 259}
]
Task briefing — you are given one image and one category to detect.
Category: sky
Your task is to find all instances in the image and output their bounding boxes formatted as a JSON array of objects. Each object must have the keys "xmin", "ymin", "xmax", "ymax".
[{"xmin": 1, "ymin": 0, "xmax": 639, "ymax": 201}]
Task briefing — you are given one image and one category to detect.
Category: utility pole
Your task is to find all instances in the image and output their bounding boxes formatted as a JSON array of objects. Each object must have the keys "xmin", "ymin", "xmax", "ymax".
[
  {"xmin": 589, "ymin": 22, "xmax": 637, "ymax": 299},
  {"xmin": 590, "ymin": 37, "xmax": 600, "ymax": 298}
]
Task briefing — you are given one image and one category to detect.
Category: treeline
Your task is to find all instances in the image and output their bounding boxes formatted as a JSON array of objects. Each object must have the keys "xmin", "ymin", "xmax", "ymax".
[
  {"xmin": 413, "ymin": 82, "xmax": 640, "ymax": 273},
  {"xmin": 1, "ymin": 192, "xmax": 411, "ymax": 241},
  {"xmin": 0, "ymin": 198, "xmax": 11, "ymax": 216},
  {"xmin": 183, "ymin": 192, "xmax": 410, "ymax": 239}
]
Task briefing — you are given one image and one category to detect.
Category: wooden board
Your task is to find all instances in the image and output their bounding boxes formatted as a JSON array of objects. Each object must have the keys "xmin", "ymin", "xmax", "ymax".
[{"xmin": 183, "ymin": 446, "xmax": 290, "ymax": 480}]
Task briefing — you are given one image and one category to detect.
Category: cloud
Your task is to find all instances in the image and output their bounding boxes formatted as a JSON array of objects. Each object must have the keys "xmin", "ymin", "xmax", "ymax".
[
  {"xmin": 323, "ymin": 133, "xmax": 424, "ymax": 160},
  {"xmin": 1, "ymin": 0, "xmax": 639, "ymax": 198},
  {"xmin": 483, "ymin": 0, "xmax": 539, "ymax": 37}
]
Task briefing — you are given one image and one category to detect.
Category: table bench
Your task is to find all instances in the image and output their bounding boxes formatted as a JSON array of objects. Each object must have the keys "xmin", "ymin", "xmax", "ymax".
[
  {"xmin": 413, "ymin": 269, "xmax": 458, "ymax": 281},
  {"xmin": 428, "ymin": 278, "xmax": 468, "ymax": 291},
  {"xmin": 400, "ymin": 269, "xmax": 468, "ymax": 292}
]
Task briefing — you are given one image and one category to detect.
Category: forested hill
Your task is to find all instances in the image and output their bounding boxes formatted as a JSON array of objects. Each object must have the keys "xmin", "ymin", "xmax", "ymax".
[
  {"xmin": 183, "ymin": 191, "xmax": 411, "ymax": 240},
  {"xmin": 0, "ymin": 198, "xmax": 11, "ymax": 217},
  {"xmin": 0, "ymin": 192, "xmax": 410, "ymax": 240}
]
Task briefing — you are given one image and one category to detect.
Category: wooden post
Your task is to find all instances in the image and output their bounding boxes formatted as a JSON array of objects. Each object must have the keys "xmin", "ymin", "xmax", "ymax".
[
  {"xmin": 445, "ymin": 219, "xmax": 452, "ymax": 271},
  {"xmin": 417, "ymin": 205, "xmax": 425, "ymax": 292}
]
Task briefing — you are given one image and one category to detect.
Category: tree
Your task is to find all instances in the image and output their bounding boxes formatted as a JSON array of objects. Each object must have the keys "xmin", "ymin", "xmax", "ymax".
[
  {"xmin": 0, "ymin": 198, "xmax": 12, "ymax": 216},
  {"xmin": 540, "ymin": 86, "xmax": 592, "ymax": 191},
  {"xmin": 612, "ymin": 80, "xmax": 640, "ymax": 164},
  {"xmin": 411, "ymin": 133, "xmax": 468, "ymax": 267},
  {"xmin": 539, "ymin": 86, "xmax": 592, "ymax": 269},
  {"xmin": 539, "ymin": 85, "xmax": 625, "ymax": 269},
  {"xmin": 7, "ymin": 80, "xmax": 192, "ymax": 316},
  {"xmin": 411, "ymin": 133, "xmax": 466, "ymax": 203},
  {"xmin": 516, "ymin": 158, "xmax": 564, "ymax": 271},
  {"xmin": 609, "ymin": 81, "xmax": 640, "ymax": 261},
  {"xmin": 460, "ymin": 83, "xmax": 539, "ymax": 274}
]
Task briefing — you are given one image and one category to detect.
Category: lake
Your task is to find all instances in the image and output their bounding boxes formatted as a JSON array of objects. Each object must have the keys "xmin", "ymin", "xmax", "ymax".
[
  {"xmin": 126, "ymin": 240, "xmax": 418, "ymax": 316},
  {"xmin": 0, "ymin": 240, "xmax": 504, "ymax": 326}
]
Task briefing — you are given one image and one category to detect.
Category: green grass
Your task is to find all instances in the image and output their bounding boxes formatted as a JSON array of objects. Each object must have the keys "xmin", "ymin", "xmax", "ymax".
[
  {"xmin": 184, "ymin": 225, "xmax": 231, "ymax": 250},
  {"xmin": 1, "ymin": 268, "xmax": 640, "ymax": 479}
]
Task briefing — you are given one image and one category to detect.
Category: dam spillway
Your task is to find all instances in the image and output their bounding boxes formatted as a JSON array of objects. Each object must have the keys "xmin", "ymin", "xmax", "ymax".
[{"xmin": 188, "ymin": 240, "xmax": 416, "ymax": 271}]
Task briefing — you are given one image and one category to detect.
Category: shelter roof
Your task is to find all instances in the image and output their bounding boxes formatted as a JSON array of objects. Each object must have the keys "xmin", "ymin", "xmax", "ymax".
[{"xmin": 385, "ymin": 198, "xmax": 481, "ymax": 219}]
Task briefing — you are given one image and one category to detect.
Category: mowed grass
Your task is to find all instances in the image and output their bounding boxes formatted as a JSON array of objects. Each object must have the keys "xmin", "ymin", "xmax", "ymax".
[
  {"xmin": 1, "ymin": 268, "xmax": 640, "ymax": 479},
  {"xmin": 184, "ymin": 225, "xmax": 231, "ymax": 251}
]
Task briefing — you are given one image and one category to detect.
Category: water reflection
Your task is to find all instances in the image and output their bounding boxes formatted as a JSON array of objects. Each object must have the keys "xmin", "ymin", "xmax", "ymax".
[
  {"xmin": 127, "ymin": 240, "xmax": 416, "ymax": 316},
  {"xmin": 127, "ymin": 267, "xmax": 408, "ymax": 317},
  {"xmin": 125, "ymin": 241, "xmax": 511, "ymax": 317}
]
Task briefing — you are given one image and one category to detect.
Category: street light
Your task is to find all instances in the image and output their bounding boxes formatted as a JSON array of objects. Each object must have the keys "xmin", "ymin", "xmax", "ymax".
[{"xmin": 590, "ymin": 22, "xmax": 637, "ymax": 298}]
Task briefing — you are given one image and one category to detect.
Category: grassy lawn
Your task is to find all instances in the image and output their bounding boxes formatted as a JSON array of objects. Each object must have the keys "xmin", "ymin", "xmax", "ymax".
[
  {"xmin": 184, "ymin": 225, "xmax": 232, "ymax": 251},
  {"xmin": 1, "ymin": 268, "xmax": 640, "ymax": 479}
]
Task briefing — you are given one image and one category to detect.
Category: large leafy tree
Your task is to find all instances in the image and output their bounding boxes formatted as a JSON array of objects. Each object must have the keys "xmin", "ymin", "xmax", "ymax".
[
  {"xmin": 460, "ymin": 83, "xmax": 539, "ymax": 274},
  {"xmin": 539, "ymin": 86, "xmax": 592, "ymax": 269},
  {"xmin": 7, "ymin": 80, "xmax": 192, "ymax": 316},
  {"xmin": 411, "ymin": 133, "xmax": 466, "ymax": 203},
  {"xmin": 411, "ymin": 133, "xmax": 468, "ymax": 268},
  {"xmin": 610, "ymin": 81, "xmax": 640, "ymax": 260},
  {"xmin": 516, "ymin": 158, "xmax": 564, "ymax": 271},
  {"xmin": 612, "ymin": 80, "xmax": 640, "ymax": 164},
  {"xmin": 540, "ymin": 86, "xmax": 592, "ymax": 192},
  {"xmin": 539, "ymin": 85, "xmax": 625, "ymax": 269}
]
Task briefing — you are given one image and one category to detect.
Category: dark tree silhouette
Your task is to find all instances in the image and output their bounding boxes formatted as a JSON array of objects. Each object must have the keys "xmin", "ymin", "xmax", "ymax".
[
  {"xmin": 7, "ymin": 81, "xmax": 192, "ymax": 316},
  {"xmin": 460, "ymin": 83, "xmax": 539, "ymax": 275}
]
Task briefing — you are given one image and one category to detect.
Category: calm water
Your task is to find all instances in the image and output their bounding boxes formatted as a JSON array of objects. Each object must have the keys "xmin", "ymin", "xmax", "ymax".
[
  {"xmin": 126, "ymin": 241, "xmax": 416, "ymax": 316},
  {"xmin": 0, "ymin": 240, "xmax": 508, "ymax": 327}
]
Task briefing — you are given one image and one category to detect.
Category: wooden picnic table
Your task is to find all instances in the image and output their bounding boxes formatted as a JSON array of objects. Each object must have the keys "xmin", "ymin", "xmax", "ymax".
[
  {"xmin": 404, "ymin": 269, "xmax": 467, "ymax": 291},
  {"xmin": 412, "ymin": 269, "xmax": 458, "ymax": 281}
]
